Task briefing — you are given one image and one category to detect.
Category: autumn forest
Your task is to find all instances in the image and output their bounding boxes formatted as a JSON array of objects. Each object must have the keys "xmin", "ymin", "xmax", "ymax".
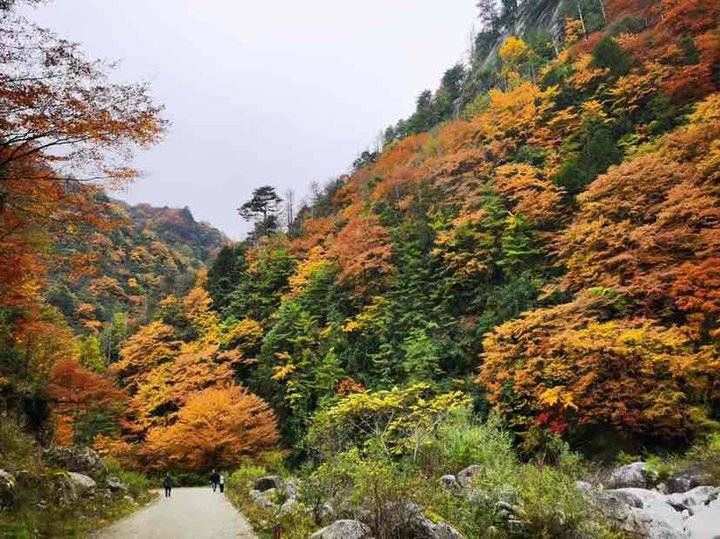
[{"xmin": 1, "ymin": 0, "xmax": 720, "ymax": 537}]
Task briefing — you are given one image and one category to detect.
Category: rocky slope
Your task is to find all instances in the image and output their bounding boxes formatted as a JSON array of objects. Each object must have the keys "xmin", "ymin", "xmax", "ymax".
[{"xmin": 477, "ymin": 0, "xmax": 565, "ymax": 70}]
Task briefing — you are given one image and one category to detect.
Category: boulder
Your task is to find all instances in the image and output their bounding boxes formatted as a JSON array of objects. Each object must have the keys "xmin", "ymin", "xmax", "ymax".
[
  {"xmin": 456, "ymin": 464, "xmax": 482, "ymax": 487},
  {"xmin": 66, "ymin": 472, "xmax": 96, "ymax": 494},
  {"xmin": 606, "ymin": 462, "xmax": 657, "ymax": 489},
  {"xmin": 49, "ymin": 472, "xmax": 78, "ymax": 506},
  {"xmin": 440, "ymin": 474, "xmax": 459, "ymax": 491},
  {"xmin": 283, "ymin": 478, "xmax": 299, "ymax": 498},
  {"xmin": 666, "ymin": 486, "xmax": 719, "ymax": 513},
  {"xmin": 280, "ymin": 496, "xmax": 298, "ymax": 514},
  {"xmin": 44, "ymin": 446, "xmax": 107, "ymax": 479},
  {"xmin": 576, "ymin": 480, "xmax": 593, "ymax": 495},
  {"xmin": 684, "ymin": 496, "xmax": 720, "ymax": 538},
  {"xmin": 0, "ymin": 469, "xmax": 16, "ymax": 508},
  {"xmin": 618, "ymin": 488, "xmax": 686, "ymax": 538},
  {"xmin": 593, "ymin": 484, "xmax": 720, "ymax": 539},
  {"xmin": 666, "ymin": 471, "xmax": 715, "ymax": 494},
  {"xmin": 254, "ymin": 475, "xmax": 283, "ymax": 492},
  {"xmin": 249, "ymin": 488, "xmax": 276, "ymax": 509},
  {"xmin": 413, "ymin": 520, "xmax": 464, "ymax": 539},
  {"xmin": 310, "ymin": 519, "xmax": 372, "ymax": 539},
  {"xmin": 106, "ymin": 476, "xmax": 128, "ymax": 493},
  {"xmin": 381, "ymin": 502, "xmax": 464, "ymax": 539}
]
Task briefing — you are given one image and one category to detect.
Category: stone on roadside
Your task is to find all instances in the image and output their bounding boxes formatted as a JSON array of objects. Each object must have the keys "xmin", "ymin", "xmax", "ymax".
[
  {"xmin": 106, "ymin": 476, "xmax": 128, "ymax": 493},
  {"xmin": 249, "ymin": 488, "xmax": 276, "ymax": 509},
  {"xmin": 50, "ymin": 472, "xmax": 78, "ymax": 506},
  {"xmin": 44, "ymin": 446, "xmax": 107, "ymax": 479},
  {"xmin": 310, "ymin": 519, "xmax": 372, "ymax": 539},
  {"xmin": 67, "ymin": 471, "xmax": 96, "ymax": 494},
  {"xmin": 253, "ymin": 475, "xmax": 283, "ymax": 492}
]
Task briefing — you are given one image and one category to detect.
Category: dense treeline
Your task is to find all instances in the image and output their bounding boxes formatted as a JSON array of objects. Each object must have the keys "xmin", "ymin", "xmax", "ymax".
[
  {"xmin": 1, "ymin": 0, "xmax": 719, "ymax": 535},
  {"xmin": 2, "ymin": 0, "xmax": 718, "ymax": 496},
  {"xmin": 195, "ymin": 0, "xmax": 720, "ymax": 458}
]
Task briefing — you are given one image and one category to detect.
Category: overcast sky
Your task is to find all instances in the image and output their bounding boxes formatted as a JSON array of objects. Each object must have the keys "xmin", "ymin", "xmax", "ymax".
[{"xmin": 25, "ymin": 1, "xmax": 478, "ymax": 238}]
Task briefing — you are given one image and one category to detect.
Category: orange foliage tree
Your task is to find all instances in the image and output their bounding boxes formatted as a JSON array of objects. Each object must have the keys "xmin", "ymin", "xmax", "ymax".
[
  {"xmin": 478, "ymin": 291, "xmax": 720, "ymax": 440},
  {"xmin": 0, "ymin": 8, "xmax": 165, "ymax": 400},
  {"xmin": 478, "ymin": 94, "xmax": 720, "ymax": 442},
  {"xmin": 142, "ymin": 386, "xmax": 279, "ymax": 472},
  {"xmin": 48, "ymin": 358, "xmax": 126, "ymax": 446},
  {"xmin": 558, "ymin": 94, "xmax": 720, "ymax": 321},
  {"xmin": 112, "ymin": 280, "xmax": 261, "ymax": 436}
]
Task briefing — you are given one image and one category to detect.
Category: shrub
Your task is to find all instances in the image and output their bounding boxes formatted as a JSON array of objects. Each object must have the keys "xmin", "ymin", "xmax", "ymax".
[
  {"xmin": 254, "ymin": 449, "xmax": 288, "ymax": 474},
  {"xmin": 306, "ymin": 383, "xmax": 470, "ymax": 460},
  {"xmin": 228, "ymin": 464, "xmax": 267, "ymax": 492},
  {"xmin": 304, "ymin": 447, "xmax": 424, "ymax": 538},
  {"xmin": 0, "ymin": 419, "xmax": 39, "ymax": 470},
  {"xmin": 418, "ymin": 411, "xmax": 517, "ymax": 478},
  {"xmin": 518, "ymin": 464, "xmax": 593, "ymax": 537},
  {"xmin": 227, "ymin": 463, "xmax": 315, "ymax": 539},
  {"xmin": 116, "ymin": 470, "xmax": 152, "ymax": 499}
]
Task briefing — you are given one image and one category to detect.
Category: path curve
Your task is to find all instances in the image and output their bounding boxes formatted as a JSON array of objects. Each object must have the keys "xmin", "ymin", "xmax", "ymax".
[{"xmin": 94, "ymin": 487, "xmax": 257, "ymax": 539}]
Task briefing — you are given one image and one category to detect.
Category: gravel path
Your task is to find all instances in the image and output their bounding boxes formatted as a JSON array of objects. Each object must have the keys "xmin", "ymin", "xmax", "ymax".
[{"xmin": 93, "ymin": 487, "xmax": 257, "ymax": 539}]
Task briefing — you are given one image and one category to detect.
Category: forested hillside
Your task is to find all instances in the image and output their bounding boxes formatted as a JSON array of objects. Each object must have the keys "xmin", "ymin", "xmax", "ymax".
[
  {"xmin": 157, "ymin": 0, "xmax": 718, "ymax": 534},
  {"xmin": 49, "ymin": 198, "xmax": 227, "ymax": 363},
  {"xmin": 198, "ymin": 0, "xmax": 720, "ymax": 452},
  {"xmin": 2, "ymin": 0, "xmax": 720, "ymax": 537}
]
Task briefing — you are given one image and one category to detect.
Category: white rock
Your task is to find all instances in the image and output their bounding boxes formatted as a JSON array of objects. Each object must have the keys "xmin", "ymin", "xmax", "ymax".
[
  {"xmin": 67, "ymin": 472, "xmax": 96, "ymax": 493},
  {"xmin": 598, "ymin": 488, "xmax": 686, "ymax": 538},
  {"xmin": 310, "ymin": 520, "xmax": 372, "ymax": 539},
  {"xmin": 666, "ymin": 486, "xmax": 719, "ymax": 513},
  {"xmin": 684, "ymin": 497, "xmax": 720, "ymax": 538}
]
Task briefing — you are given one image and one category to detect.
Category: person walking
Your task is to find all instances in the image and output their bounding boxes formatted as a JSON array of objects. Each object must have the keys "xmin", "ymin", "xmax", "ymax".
[
  {"xmin": 163, "ymin": 473, "xmax": 173, "ymax": 498},
  {"xmin": 219, "ymin": 473, "xmax": 225, "ymax": 493},
  {"xmin": 210, "ymin": 469, "xmax": 220, "ymax": 492}
]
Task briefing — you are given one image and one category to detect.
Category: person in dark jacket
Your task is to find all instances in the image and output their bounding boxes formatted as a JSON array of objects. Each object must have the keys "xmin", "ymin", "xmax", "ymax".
[
  {"xmin": 210, "ymin": 469, "xmax": 220, "ymax": 492},
  {"xmin": 163, "ymin": 473, "xmax": 173, "ymax": 497}
]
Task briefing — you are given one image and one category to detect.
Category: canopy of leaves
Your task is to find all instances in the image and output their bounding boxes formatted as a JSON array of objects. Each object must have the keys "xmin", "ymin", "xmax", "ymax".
[{"xmin": 143, "ymin": 385, "xmax": 279, "ymax": 472}]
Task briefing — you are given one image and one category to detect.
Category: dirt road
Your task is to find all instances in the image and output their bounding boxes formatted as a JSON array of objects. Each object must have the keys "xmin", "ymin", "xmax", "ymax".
[{"xmin": 94, "ymin": 487, "xmax": 257, "ymax": 539}]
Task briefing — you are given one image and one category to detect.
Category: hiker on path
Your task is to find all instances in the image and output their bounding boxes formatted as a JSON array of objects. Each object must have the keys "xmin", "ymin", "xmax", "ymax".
[
  {"xmin": 163, "ymin": 473, "xmax": 173, "ymax": 498},
  {"xmin": 210, "ymin": 469, "xmax": 220, "ymax": 492},
  {"xmin": 219, "ymin": 474, "xmax": 225, "ymax": 493}
]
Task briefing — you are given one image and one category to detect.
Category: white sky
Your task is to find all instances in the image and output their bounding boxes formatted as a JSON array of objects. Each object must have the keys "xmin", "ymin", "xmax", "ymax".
[{"xmin": 25, "ymin": 1, "xmax": 478, "ymax": 238}]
